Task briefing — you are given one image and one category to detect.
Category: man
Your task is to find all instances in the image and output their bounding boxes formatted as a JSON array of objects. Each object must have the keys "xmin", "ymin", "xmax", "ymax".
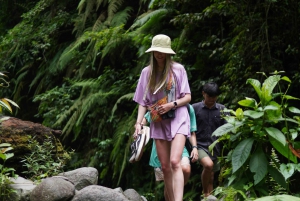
[{"xmin": 192, "ymin": 82, "xmax": 227, "ymax": 201}]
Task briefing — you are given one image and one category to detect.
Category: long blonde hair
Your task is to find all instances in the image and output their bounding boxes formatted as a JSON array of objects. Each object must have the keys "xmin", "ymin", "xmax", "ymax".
[{"xmin": 147, "ymin": 53, "xmax": 173, "ymax": 94}]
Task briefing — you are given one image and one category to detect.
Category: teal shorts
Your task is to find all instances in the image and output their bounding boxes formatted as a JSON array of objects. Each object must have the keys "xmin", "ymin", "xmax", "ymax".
[{"xmin": 182, "ymin": 146, "xmax": 189, "ymax": 158}]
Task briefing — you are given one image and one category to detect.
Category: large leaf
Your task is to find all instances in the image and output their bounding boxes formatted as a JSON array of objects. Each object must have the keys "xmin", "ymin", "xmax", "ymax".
[
  {"xmin": 261, "ymin": 75, "xmax": 281, "ymax": 105},
  {"xmin": 280, "ymin": 163, "xmax": 296, "ymax": 180},
  {"xmin": 249, "ymin": 146, "xmax": 268, "ymax": 185},
  {"xmin": 232, "ymin": 138, "xmax": 254, "ymax": 173},
  {"xmin": 269, "ymin": 136, "xmax": 297, "ymax": 163},
  {"xmin": 289, "ymin": 106, "xmax": 300, "ymax": 114},
  {"xmin": 268, "ymin": 165, "xmax": 287, "ymax": 188},
  {"xmin": 212, "ymin": 121, "xmax": 243, "ymax": 137},
  {"xmin": 238, "ymin": 97, "xmax": 257, "ymax": 108},
  {"xmin": 265, "ymin": 127, "xmax": 286, "ymax": 147},
  {"xmin": 254, "ymin": 195, "xmax": 300, "ymax": 201},
  {"xmin": 243, "ymin": 110, "xmax": 264, "ymax": 119},
  {"xmin": 246, "ymin": 78, "xmax": 261, "ymax": 99},
  {"xmin": 283, "ymin": 95, "xmax": 300, "ymax": 100}
]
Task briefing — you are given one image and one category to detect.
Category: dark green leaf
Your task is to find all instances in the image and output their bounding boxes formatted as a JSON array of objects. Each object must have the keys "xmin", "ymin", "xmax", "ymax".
[
  {"xmin": 265, "ymin": 127, "xmax": 286, "ymax": 146},
  {"xmin": 232, "ymin": 138, "xmax": 254, "ymax": 173},
  {"xmin": 249, "ymin": 146, "xmax": 268, "ymax": 185}
]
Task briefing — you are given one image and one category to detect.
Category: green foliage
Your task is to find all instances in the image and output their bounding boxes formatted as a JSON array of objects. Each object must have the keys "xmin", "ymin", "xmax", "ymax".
[
  {"xmin": 212, "ymin": 71, "xmax": 300, "ymax": 198},
  {"xmin": 21, "ymin": 136, "xmax": 73, "ymax": 182},
  {"xmin": 0, "ymin": 72, "xmax": 19, "ymax": 114},
  {"xmin": 1, "ymin": 0, "xmax": 300, "ymax": 199},
  {"xmin": 33, "ymin": 83, "xmax": 79, "ymax": 127},
  {"xmin": 254, "ymin": 195, "xmax": 300, "ymax": 201},
  {"xmin": 0, "ymin": 143, "xmax": 17, "ymax": 201}
]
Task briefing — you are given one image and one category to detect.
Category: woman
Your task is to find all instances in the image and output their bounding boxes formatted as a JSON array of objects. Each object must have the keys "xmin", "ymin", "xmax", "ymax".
[{"xmin": 133, "ymin": 34, "xmax": 191, "ymax": 201}]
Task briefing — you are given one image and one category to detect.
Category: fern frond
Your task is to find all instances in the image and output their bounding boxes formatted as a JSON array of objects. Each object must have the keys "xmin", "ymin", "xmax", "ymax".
[
  {"xmin": 77, "ymin": 0, "xmax": 86, "ymax": 13},
  {"xmin": 111, "ymin": 7, "xmax": 133, "ymax": 27},
  {"xmin": 110, "ymin": 93, "xmax": 134, "ymax": 120},
  {"xmin": 76, "ymin": 91, "xmax": 115, "ymax": 127},
  {"xmin": 107, "ymin": 0, "xmax": 124, "ymax": 23},
  {"xmin": 92, "ymin": 12, "xmax": 106, "ymax": 32},
  {"xmin": 129, "ymin": 8, "xmax": 169, "ymax": 32}
]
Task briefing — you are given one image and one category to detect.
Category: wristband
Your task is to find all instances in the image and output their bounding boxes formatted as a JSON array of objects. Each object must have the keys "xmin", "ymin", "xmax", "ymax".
[{"xmin": 192, "ymin": 146, "xmax": 198, "ymax": 149}]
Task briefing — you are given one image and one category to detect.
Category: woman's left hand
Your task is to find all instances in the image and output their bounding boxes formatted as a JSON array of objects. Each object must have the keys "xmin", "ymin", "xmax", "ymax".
[{"xmin": 158, "ymin": 102, "xmax": 173, "ymax": 115}]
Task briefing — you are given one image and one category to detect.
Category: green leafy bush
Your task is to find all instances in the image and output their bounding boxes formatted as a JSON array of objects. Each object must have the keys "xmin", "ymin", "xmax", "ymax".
[
  {"xmin": 212, "ymin": 71, "xmax": 300, "ymax": 199},
  {"xmin": 0, "ymin": 143, "xmax": 17, "ymax": 201},
  {"xmin": 21, "ymin": 136, "xmax": 73, "ymax": 182}
]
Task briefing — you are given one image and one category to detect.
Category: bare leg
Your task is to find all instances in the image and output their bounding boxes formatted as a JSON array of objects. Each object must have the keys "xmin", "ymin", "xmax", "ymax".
[
  {"xmin": 156, "ymin": 139, "xmax": 173, "ymax": 201},
  {"xmin": 200, "ymin": 156, "xmax": 214, "ymax": 197},
  {"xmin": 170, "ymin": 134, "xmax": 186, "ymax": 201},
  {"xmin": 164, "ymin": 186, "xmax": 170, "ymax": 201},
  {"xmin": 181, "ymin": 157, "xmax": 191, "ymax": 185}
]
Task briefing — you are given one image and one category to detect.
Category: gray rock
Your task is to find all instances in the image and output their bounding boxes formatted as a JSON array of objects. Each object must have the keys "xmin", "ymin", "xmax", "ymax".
[
  {"xmin": 8, "ymin": 176, "xmax": 36, "ymax": 201},
  {"xmin": 124, "ymin": 189, "xmax": 144, "ymax": 201},
  {"xmin": 58, "ymin": 167, "xmax": 98, "ymax": 190},
  {"xmin": 72, "ymin": 185, "xmax": 129, "ymax": 201},
  {"xmin": 30, "ymin": 177, "xmax": 75, "ymax": 201}
]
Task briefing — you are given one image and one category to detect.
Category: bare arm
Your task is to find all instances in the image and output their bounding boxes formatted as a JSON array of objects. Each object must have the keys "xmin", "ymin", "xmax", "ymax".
[
  {"xmin": 134, "ymin": 105, "xmax": 147, "ymax": 136},
  {"xmin": 189, "ymin": 131, "xmax": 198, "ymax": 163},
  {"xmin": 158, "ymin": 93, "xmax": 191, "ymax": 115}
]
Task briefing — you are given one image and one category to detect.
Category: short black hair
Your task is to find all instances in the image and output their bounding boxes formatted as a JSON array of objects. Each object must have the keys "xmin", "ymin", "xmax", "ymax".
[{"xmin": 202, "ymin": 82, "xmax": 221, "ymax": 96}]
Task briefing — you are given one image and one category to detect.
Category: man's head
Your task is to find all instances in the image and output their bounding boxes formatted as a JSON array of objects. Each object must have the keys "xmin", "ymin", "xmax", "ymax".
[{"xmin": 202, "ymin": 82, "xmax": 220, "ymax": 108}]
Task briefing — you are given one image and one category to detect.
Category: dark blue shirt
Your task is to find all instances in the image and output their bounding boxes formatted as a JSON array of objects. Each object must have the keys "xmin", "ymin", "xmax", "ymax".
[{"xmin": 192, "ymin": 101, "xmax": 227, "ymax": 160}]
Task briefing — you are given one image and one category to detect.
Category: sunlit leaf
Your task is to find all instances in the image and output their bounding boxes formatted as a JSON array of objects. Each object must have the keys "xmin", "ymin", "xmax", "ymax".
[
  {"xmin": 281, "ymin": 76, "xmax": 291, "ymax": 83},
  {"xmin": 283, "ymin": 95, "xmax": 300, "ymax": 100},
  {"xmin": 238, "ymin": 98, "xmax": 256, "ymax": 108},
  {"xmin": 246, "ymin": 78, "xmax": 261, "ymax": 99},
  {"xmin": 243, "ymin": 110, "xmax": 264, "ymax": 119},
  {"xmin": 289, "ymin": 107, "xmax": 300, "ymax": 114}
]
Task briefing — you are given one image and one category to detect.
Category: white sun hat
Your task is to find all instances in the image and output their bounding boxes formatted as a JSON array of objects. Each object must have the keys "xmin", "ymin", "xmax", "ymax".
[{"xmin": 145, "ymin": 34, "xmax": 176, "ymax": 54}]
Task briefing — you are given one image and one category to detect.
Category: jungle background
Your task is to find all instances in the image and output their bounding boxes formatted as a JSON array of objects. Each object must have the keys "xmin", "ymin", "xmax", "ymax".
[{"xmin": 0, "ymin": 0, "xmax": 300, "ymax": 200}]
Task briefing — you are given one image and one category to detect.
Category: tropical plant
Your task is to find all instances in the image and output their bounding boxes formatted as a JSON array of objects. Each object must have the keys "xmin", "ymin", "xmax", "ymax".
[
  {"xmin": 212, "ymin": 71, "xmax": 300, "ymax": 199},
  {"xmin": 21, "ymin": 136, "xmax": 73, "ymax": 182},
  {"xmin": 0, "ymin": 72, "xmax": 19, "ymax": 115},
  {"xmin": 0, "ymin": 143, "xmax": 17, "ymax": 201}
]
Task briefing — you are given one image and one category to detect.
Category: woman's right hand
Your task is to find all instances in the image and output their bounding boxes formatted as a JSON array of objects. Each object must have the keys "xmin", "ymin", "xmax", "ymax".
[{"xmin": 133, "ymin": 123, "xmax": 142, "ymax": 139}]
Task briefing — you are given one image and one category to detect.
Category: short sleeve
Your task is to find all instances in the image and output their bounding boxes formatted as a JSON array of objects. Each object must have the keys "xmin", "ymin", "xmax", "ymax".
[
  {"xmin": 133, "ymin": 67, "xmax": 151, "ymax": 106},
  {"xmin": 172, "ymin": 63, "xmax": 191, "ymax": 98}
]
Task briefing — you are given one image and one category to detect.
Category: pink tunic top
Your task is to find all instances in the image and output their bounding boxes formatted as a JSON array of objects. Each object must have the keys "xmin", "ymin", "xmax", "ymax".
[{"xmin": 133, "ymin": 62, "xmax": 191, "ymax": 141}]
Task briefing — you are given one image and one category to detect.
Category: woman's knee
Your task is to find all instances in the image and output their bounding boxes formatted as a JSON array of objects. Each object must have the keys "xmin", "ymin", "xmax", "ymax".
[{"xmin": 170, "ymin": 158, "xmax": 181, "ymax": 170}]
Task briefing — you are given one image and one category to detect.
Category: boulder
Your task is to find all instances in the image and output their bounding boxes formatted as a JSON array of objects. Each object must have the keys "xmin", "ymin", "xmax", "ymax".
[
  {"xmin": 8, "ymin": 176, "xmax": 36, "ymax": 201},
  {"xmin": 58, "ymin": 167, "xmax": 98, "ymax": 190},
  {"xmin": 0, "ymin": 116, "xmax": 64, "ymax": 174},
  {"xmin": 30, "ymin": 177, "xmax": 75, "ymax": 201},
  {"xmin": 71, "ymin": 185, "xmax": 129, "ymax": 201}
]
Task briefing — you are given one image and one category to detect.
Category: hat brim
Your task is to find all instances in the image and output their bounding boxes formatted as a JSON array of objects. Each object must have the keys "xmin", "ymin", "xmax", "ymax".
[{"xmin": 145, "ymin": 47, "xmax": 176, "ymax": 54}]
